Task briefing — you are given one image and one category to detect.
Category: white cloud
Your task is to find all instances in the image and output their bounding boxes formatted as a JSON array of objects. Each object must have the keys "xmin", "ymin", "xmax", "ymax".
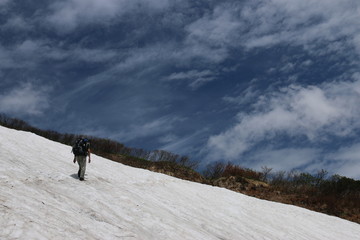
[
  {"xmin": 207, "ymin": 78, "xmax": 360, "ymax": 161},
  {"xmin": 0, "ymin": 83, "xmax": 51, "ymax": 116},
  {"xmin": 185, "ymin": 4, "xmax": 242, "ymax": 48},
  {"xmin": 182, "ymin": 4, "xmax": 241, "ymax": 65},
  {"xmin": 240, "ymin": 0, "xmax": 360, "ymax": 48},
  {"xmin": 207, "ymin": 107, "xmax": 297, "ymax": 160},
  {"xmin": 184, "ymin": 0, "xmax": 360, "ymax": 59},
  {"xmin": 183, "ymin": 0, "xmax": 360, "ymax": 67},
  {"xmin": 47, "ymin": 0, "xmax": 171, "ymax": 33},
  {"xmin": 47, "ymin": 0, "xmax": 123, "ymax": 32}
]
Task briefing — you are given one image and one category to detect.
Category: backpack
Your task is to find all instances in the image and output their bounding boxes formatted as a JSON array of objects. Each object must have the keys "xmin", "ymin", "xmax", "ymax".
[{"xmin": 72, "ymin": 138, "xmax": 90, "ymax": 156}]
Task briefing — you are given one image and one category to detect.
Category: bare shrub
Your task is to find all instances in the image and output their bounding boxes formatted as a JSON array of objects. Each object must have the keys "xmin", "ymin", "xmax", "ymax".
[
  {"xmin": 261, "ymin": 166, "xmax": 272, "ymax": 182},
  {"xmin": 204, "ymin": 161, "xmax": 225, "ymax": 179}
]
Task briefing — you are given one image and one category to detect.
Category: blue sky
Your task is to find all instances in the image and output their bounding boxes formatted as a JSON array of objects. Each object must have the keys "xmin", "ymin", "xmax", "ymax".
[{"xmin": 1, "ymin": 0, "xmax": 360, "ymax": 178}]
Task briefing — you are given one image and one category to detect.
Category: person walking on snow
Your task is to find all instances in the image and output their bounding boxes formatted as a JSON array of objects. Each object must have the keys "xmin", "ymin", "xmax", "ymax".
[{"xmin": 72, "ymin": 138, "xmax": 91, "ymax": 181}]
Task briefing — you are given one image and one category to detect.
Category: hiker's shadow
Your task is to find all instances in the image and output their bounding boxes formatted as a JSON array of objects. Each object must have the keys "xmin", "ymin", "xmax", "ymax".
[{"xmin": 70, "ymin": 174, "xmax": 78, "ymax": 179}]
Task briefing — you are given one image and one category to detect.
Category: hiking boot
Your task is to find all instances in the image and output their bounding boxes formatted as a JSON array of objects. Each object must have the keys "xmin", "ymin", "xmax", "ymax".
[{"xmin": 79, "ymin": 177, "xmax": 84, "ymax": 181}]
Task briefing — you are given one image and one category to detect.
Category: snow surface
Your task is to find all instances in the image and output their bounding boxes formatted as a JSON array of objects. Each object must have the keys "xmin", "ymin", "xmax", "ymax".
[{"xmin": 0, "ymin": 126, "xmax": 360, "ymax": 240}]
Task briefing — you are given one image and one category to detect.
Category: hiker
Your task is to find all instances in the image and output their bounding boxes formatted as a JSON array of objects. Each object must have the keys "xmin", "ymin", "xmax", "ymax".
[{"xmin": 72, "ymin": 137, "xmax": 91, "ymax": 181}]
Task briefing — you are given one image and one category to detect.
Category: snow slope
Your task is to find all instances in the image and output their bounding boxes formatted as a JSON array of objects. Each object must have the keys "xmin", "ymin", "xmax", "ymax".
[{"xmin": 0, "ymin": 126, "xmax": 359, "ymax": 240}]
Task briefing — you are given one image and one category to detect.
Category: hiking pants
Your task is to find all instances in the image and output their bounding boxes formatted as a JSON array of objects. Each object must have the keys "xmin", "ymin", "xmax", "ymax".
[{"xmin": 76, "ymin": 155, "xmax": 87, "ymax": 179}]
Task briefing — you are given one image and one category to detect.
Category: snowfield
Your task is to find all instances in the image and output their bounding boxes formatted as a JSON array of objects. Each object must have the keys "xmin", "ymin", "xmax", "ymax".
[{"xmin": 0, "ymin": 126, "xmax": 359, "ymax": 240}]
